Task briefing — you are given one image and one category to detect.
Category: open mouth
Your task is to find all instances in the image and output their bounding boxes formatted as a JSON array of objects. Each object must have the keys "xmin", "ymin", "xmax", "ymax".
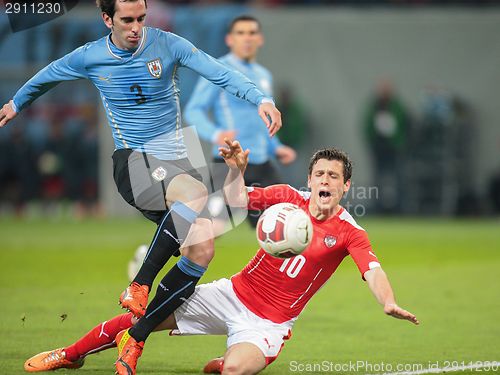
[{"xmin": 319, "ymin": 190, "xmax": 332, "ymax": 203}]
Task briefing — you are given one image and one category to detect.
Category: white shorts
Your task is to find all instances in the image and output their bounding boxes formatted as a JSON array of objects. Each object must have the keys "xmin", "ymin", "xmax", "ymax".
[{"xmin": 172, "ymin": 278, "xmax": 293, "ymax": 363}]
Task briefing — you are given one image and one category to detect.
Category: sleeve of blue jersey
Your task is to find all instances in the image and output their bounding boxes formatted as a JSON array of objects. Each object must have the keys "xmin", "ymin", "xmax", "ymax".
[
  {"xmin": 165, "ymin": 32, "xmax": 271, "ymax": 107},
  {"xmin": 268, "ymin": 134, "xmax": 284, "ymax": 155},
  {"xmin": 13, "ymin": 45, "xmax": 89, "ymax": 112},
  {"xmin": 184, "ymin": 77, "xmax": 221, "ymax": 142}
]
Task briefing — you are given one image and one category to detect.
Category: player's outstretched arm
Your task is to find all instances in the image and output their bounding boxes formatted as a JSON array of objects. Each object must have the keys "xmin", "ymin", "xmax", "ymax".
[
  {"xmin": 258, "ymin": 100, "xmax": 282, "ymax": 137},
  {"xmin": 0, "ymin": 100, "xmax": 17, "ymax": 128},
  {"xmin": 10, "ymin": 46, "xmax": 88, "ymax": 115},
  {"xmin": 364, "ymin": 268, "xmax": 420, "ymax": 325},
  {"xmin": 219, "ymin": 138, "xmax": 249, "ymax": 208}
]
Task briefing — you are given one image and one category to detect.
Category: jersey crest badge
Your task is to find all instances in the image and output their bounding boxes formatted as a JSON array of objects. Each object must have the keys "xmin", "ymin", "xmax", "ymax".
[
  {"xmin": 147, "ymin": 58, "xmax": 163, "ymax": 79},
  {"xmin": 324, "ymin": 235, "xmax": 337, "ymax": 248},
  {"xmin": 151, "ymin": 166, "xmax": 167, "ymax": 182}
]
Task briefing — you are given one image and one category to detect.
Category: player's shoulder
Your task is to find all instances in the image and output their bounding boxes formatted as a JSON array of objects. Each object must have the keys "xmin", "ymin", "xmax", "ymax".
[
  {"xmin": 153, "ymin": 29, "xmax": 197, "ymax": 55},
  {"xmin": 263, "ymin": 184, "xmax": 311, "ymax": 202},
  {"xmin": 79, "ymin": 35, "xmax": 107, "ymax": 53},
  {"xmin": 141, "ymin": 27, "xmax": 169, "ymax": 46},
  {"xmin": 152, "ymin": 28, "xmax": 187, "ymax": 44},
  {"xmin": 338, "ymin": 208, "xmax": 366, "ymax": 232},
  {"xmin": 69, "ymin": 36, "xmax": 107, "ymax": 66},
  {"xmin": 146, "ymin": 26, "xmax": 164, "ymax": 37},
  {"xmin": 140, "ymin": 27, "xmax": 165, "ymax": 45},
  {"xmin": 286, "ymin": 185, "xmax": 311, "ymax": 202}
]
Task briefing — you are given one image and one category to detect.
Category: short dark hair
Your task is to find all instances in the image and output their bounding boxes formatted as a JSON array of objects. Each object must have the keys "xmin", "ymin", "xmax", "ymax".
[
  {"xmin": 96, "ymin": 0, "xmax": 147, "ymax": 19},
  {"xmin": 308, "ymin": 148, "xmax": 353, "ymax": 182},
  {"xmin": 228, "ymin": 15, "xmax": 261, "ymax": 33}
]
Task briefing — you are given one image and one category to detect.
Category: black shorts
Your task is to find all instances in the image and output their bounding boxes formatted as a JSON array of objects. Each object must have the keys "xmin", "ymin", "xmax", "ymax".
[
  {"xmin": 112, "ymin": 149, "xmax": 209, "ymax": 224},
  {"xmin": 210, "ymin": 158, "xmax": 281, "ymax": 190}
]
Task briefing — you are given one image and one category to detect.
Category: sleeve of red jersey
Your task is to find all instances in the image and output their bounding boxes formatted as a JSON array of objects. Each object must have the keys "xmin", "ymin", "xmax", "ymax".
[
  {"xmin": 347, "ymin": 229, "xmax": 381, "ymax": 280},
  {"xmin": 246, "ymin": 184, "xmax": 301, "ymax": 211}
]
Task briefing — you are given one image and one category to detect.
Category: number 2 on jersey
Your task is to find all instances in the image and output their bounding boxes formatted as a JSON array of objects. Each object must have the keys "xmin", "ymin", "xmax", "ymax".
[{"xmin": 279, "ymin": 255, "xmax": 306, "ymax": 278}]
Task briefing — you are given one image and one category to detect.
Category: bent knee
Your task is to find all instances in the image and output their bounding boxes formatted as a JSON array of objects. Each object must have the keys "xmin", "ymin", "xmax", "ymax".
[
  {"xmin": 193, "ymin": 238, "xmax": 215, "ymax": 262},
  {"xmin": 181, "ymin": 218, "xmax": 215, "ymax": 251},
  {"xmin": 182, "ymin": 238, "xmax": 214, "ymax": 267},
  {"xmin": 167, "ymin": 175, "xmax": 208, "ymax": 209}
]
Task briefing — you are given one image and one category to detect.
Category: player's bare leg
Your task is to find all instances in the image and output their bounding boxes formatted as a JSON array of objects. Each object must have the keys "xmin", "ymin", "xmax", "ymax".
[
  {"xmin": 211, "ymin": 343, "xmax": 266, "ymax": 375},
  {"xmin": 153, "ymin": 312, "xmax": 177, "ymax": 332},
  {"xmin": 179, "ymin": 218, "xmax": 216, "ymax": 266},
  {"xmin": 166, "ymin": 174, "xmax": 209, "ymax": 211},
  {"xmin": 120, "ymin": 174, "xmax": 208, "ymax": 317}
]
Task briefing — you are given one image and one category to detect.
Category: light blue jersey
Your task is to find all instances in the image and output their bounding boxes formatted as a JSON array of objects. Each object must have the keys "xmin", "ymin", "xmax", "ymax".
[
  {"xmin": 184, "ymin": 53, "xmax": 282, "ymax": 164},
  {"xmin": 12, "ymin": 28, "xmax": 269, "ymax": 160}
]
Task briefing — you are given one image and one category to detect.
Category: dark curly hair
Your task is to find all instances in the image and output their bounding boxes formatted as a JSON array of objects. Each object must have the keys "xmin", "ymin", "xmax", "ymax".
[
  {"xmin": 96, "ymin": 0, "xmax": 147, "ymax": 19},
  {"xmin": 308, "ymin": 148, "xmax": 353, "ymax": 182}
]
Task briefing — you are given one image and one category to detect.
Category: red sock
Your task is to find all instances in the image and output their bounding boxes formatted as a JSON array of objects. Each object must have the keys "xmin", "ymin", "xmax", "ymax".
[{"xmin": 64, "ymin": 312, "xmax": 134, "ymax": 361}]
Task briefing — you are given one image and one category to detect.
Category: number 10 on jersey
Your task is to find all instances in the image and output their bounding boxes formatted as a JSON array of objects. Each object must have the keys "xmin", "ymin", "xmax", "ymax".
[{"xmin": 279, "ymin": 255, "xmax": 306, "ymax": 278}]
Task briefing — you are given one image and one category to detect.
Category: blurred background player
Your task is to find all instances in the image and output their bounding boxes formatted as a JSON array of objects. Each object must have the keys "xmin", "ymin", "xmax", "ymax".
[
  {"xmin": 0, "ymin": 0, "xmax": 282, "ymax": 372},
  {"xmin": 363, "ymin": 79, "xmax": 409, "ymax": 214},
  {"xmin": 184, "ymin": 15, "xmax": 296, "ymax": 228},
  {"xmin": 24, "ymin": 140, "xmax": 418, "ymax": 375}
]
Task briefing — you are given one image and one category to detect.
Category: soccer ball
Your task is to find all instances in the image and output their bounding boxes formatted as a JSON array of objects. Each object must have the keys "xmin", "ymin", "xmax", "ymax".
[
  {"xmin": 128, "ymin": 244, "xmax": 148, "ymax": 282},
  {"xmin": 256, "ymin": 203, "xmax": 313, "ymax": 258}
]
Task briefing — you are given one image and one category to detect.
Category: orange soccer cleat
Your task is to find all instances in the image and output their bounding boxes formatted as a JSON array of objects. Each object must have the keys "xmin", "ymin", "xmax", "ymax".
[
  {"xmin": 24, "ymin": 348, "xmax": 85, "ymax": 372},
  {"xmin": 115, "ymin": 329, "xmax": 144, "ymax": 375},
  {"xmin": 119, "ymin": 282, "xmax": 149, "ymax": 318},
  {"xmin": 203, "ymin": 357, "xmax": 224, "ymax": 374}
]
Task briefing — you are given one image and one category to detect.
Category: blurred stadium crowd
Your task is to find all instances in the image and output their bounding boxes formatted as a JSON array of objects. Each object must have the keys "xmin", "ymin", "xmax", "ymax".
[
  {"xmin": 0, "ymin": 1, "xmax": 499, "ymax": 218},
  {"xmin": 0, "ymin": 88, "xmax": 99, "ymax": 217}
]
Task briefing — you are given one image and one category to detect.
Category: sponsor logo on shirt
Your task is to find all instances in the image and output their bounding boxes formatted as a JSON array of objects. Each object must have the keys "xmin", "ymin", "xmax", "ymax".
[{"xmin": 98, "ymin": 74, "xmax": 112, "ymax": 83}]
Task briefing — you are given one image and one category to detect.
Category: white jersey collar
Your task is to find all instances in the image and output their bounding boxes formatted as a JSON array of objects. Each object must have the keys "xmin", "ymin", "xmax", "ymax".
[{"xmin": 106, "ymin": 27, "xmax": 148, "ymax": 61}]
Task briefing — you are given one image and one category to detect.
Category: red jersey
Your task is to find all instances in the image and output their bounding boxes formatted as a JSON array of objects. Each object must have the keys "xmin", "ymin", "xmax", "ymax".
[{"xmin": 231, "ymin": 184, "xmax": 381, "ymax": 324}]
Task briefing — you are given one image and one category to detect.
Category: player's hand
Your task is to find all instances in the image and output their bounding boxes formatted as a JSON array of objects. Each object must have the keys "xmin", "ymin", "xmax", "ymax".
[
  {"xmin": 215, "ymin": 130, "xmax": 237, "ymax": 146},
  {"xmin": 384, "ymin": 303, "xmax": 420, "ymax": 325},
  {"xmin": 0, "ymin": 100, "xmax": 17, "ymax": 128},
  {"xmin": 219, "ymin": 138, "xmax": 249, "ymax": 173},
  {"xmin": 258, "ymin": 102, "xmax": 282, "ymax": 137},
  {"xmin": 276, "ymin": 145, "xmax": 297, "ymax": 165}
]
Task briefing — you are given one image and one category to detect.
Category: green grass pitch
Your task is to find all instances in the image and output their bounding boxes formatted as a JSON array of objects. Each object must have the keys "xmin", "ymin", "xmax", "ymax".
[{"xmin": 1, "ymin": 217, "xmax": 499, "ymax": 374}]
